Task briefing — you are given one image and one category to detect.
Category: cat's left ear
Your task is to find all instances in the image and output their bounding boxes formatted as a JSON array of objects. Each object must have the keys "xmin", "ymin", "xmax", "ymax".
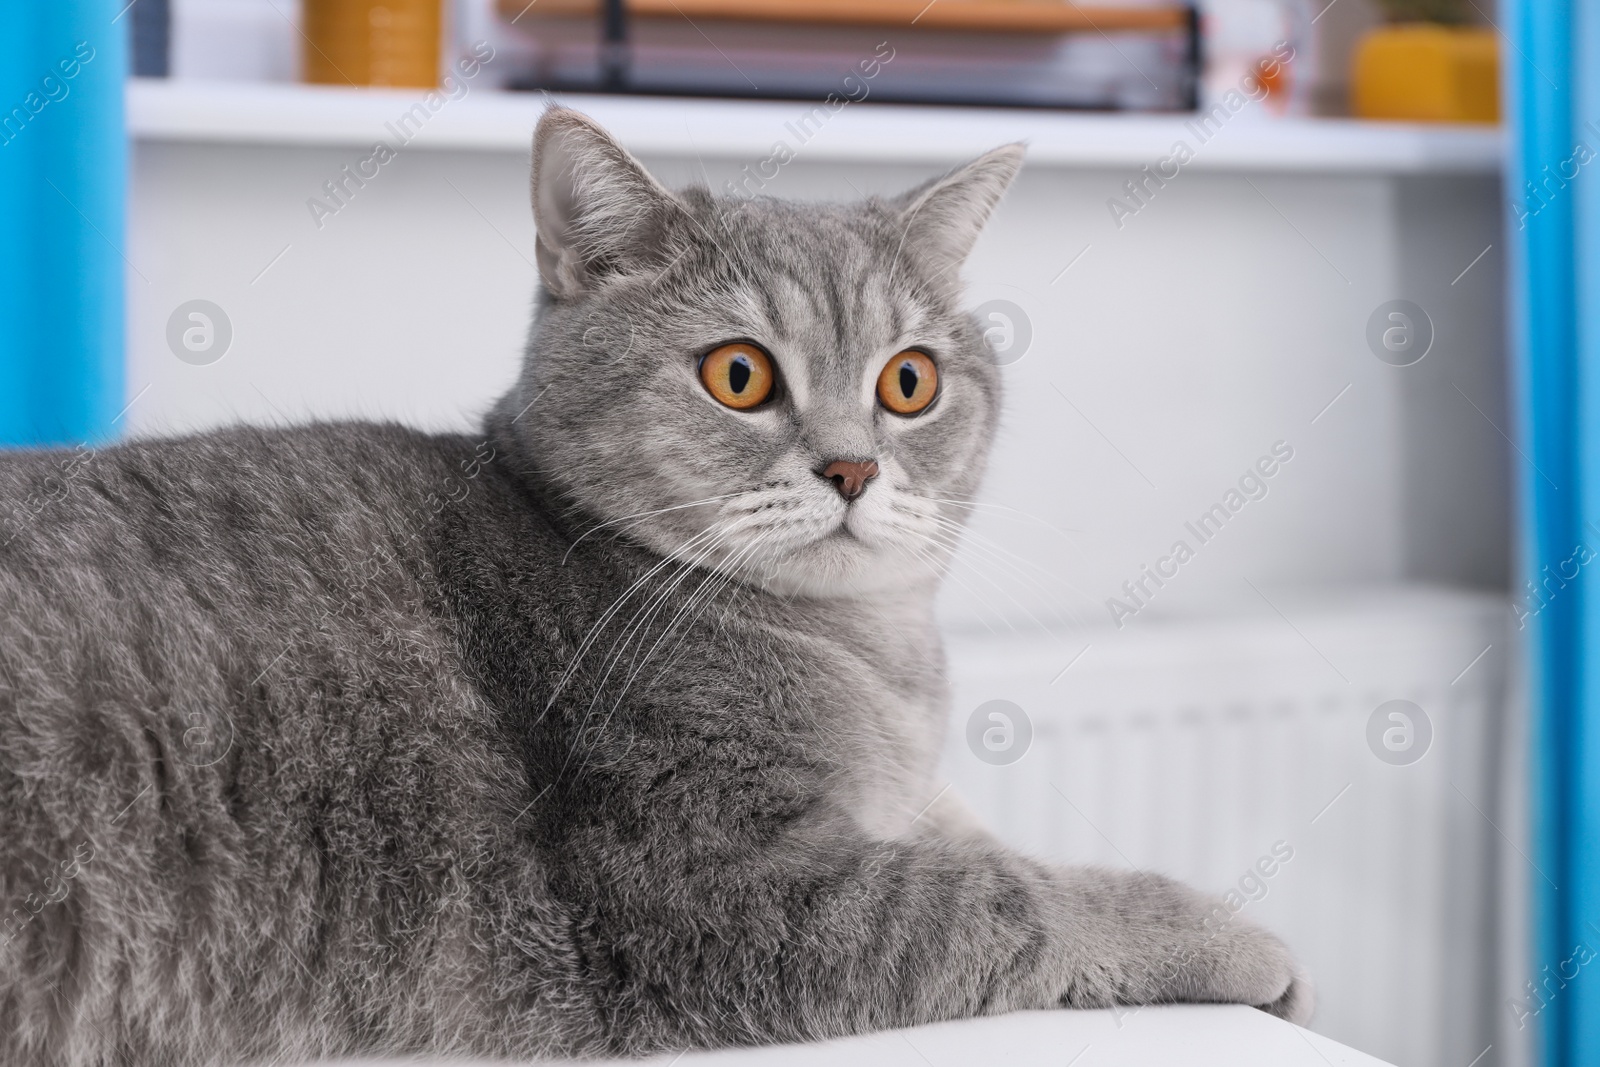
[
  {"xmin": 892, "ymin": 144, "xmax": 1026, "ymax": 280},
  {"xmin": 531, "ymin": 106, "xmax": 681, "ymax": 299}
]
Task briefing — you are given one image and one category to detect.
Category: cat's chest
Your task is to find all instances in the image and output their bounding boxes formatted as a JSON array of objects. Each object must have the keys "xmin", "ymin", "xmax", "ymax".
[
  {"xmin": 772, "ymin": 599, "xmax": 952, "ymax": 839},
  {"xmin": 536, "ymin": 562, "xmax": 952, "ymax": 839}
]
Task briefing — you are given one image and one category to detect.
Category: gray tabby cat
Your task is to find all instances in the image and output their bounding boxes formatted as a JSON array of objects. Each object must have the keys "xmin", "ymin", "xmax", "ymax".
[{"xmin": 0, "ymin": 107, "xmax": 1309, "ymax": 1066}]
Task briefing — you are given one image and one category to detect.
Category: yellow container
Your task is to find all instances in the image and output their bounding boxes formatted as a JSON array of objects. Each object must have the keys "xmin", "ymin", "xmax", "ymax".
[
  {"xmin": 1351, "ymin": 24, "xmax": 1498, "ymax": 123},
  {"xmin": 303, "ymin": 0, "xmax": 442, "ymax": 88}
]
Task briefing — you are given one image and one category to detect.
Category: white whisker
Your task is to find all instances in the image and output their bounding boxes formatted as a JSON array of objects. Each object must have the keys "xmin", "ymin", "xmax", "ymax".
[
  {"xmin": 569, "ymin": 530, "xmax": 777, "ymax": 778},
  {"xmin": 916, "ymin": 524, "xmax": 1082, "ymax": 635},
  {"xmin": 562, "ymin": 492, "xmax": 748, "ymax": 565},
  {"xmin": 893, "ymin": 535, "xmax": 1013, "ymax": 638},
  {"xmin": 545, "ymin": 520, "xmax": 734, "ymax": 712},
  {"xmin": 924, "ymin": 513, "xmax": 1102, "ymax": 619}
]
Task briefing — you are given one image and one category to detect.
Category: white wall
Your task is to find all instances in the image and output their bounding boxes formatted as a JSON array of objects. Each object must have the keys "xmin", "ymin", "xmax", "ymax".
[{"xmin": 126, "ymin": 122, "xmax": 1509, "ymax": 633}]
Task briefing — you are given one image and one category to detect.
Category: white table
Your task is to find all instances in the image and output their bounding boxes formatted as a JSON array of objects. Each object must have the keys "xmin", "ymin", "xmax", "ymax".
[{"xmin": 321, "ymin": 1005, "xmax": 1392, "ymax": 1066}]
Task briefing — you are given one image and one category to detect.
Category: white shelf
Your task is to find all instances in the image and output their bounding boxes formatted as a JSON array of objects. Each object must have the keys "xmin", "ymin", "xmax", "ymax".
[{"xmin": 127, "ymin": 79, "xmax": 1503, "ymax": 175}]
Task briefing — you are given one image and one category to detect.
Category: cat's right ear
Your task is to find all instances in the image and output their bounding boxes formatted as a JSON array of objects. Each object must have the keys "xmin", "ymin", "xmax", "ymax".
[
  {"xmin": 890, "ymin": 143, "xmax": 1025, "ymax": 284},
  {"xmin": 531, "ymin": 107, "xmax": 680, "ymax": 299}
]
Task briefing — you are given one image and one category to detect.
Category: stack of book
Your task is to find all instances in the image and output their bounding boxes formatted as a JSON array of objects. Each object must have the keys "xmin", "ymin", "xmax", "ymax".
[{"xmin": 494, "ymin": 0, "xmax": 1200, "ymax": 111}]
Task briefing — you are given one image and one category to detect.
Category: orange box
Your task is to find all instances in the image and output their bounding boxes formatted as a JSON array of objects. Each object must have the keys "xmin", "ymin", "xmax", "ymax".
[
  {"xmin": 303, "ymin": 0, "xmax": 442, "ymax": 88},
  {"xmin": 1351, "ymin": 24, "xmax": 1499, "ymax": 124}
]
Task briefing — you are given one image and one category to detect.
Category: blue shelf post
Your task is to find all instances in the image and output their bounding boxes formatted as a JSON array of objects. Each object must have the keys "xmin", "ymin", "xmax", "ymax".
[
  {"xmin": 1507, "ymin": 0, "xmax": 1600, "ymax": 1063},
  {"xmin": 0, "ymin": 2, "xmax": 128, "ymax": 448}
]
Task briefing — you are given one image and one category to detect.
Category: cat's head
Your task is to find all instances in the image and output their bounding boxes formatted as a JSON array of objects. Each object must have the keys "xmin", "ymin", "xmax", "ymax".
[{"xmin": 505, "ymin": 107, "xmax": 1022, "ymax": 599}]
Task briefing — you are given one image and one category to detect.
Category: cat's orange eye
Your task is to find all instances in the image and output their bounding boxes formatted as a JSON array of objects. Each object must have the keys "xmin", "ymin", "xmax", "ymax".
[
  {"xmin": 876, "ymin": 351, "xmax": 938, "ymax": 415},
  {"xmin": 700, "ymin": 343, "xmax": 774, "ymax": 410}
]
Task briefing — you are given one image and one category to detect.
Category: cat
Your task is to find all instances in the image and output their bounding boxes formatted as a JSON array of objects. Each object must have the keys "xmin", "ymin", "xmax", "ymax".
[{"xmin": 0, "ymin": 106, "xmax": 1309, "ymax": 1066}]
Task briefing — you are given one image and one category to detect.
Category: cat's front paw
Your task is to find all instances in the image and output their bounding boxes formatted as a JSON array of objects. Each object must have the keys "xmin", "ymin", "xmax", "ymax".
[
  {"xmin": 1202, "ymin": 920, "xmax": 1314, "ymax": 1026},
  {"xmin": 1258, "ymin": 960, "xmax": 1314, "ymax": 1026}
]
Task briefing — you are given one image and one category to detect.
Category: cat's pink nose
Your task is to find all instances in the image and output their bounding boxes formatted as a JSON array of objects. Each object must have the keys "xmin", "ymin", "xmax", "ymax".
[{"xmin": 821, "ymin": 459, "xmax": 879, "ymax": 501}]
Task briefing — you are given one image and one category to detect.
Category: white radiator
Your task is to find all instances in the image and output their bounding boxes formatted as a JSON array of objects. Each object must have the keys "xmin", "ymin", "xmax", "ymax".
[{"xmin": 941, "ymin": 585, "xmax": 1517, "ymax": 1067}]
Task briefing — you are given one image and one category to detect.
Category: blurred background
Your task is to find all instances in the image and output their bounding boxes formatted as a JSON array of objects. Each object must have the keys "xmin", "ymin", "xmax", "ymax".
[{"xmin": 2, "ymin": 2, "xmax": 1596, "ymax": 1066}]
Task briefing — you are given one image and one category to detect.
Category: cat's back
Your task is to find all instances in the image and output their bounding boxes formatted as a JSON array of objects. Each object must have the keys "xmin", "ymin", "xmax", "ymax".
[
  {"xmin": 0, "ymin": 419, "xmax": 468, "ymax": 582},
  {"xmin": 0, "ymin": 420, "xmax": 490, "ymax": 760},
  {"xmin": 0, "ymin": 416, "xmax": 524, "ymax": 816},
  {"xmin": 0, "ymin": 421, "xmax": 558, "ymax": 1064},
  {"xmin": 0, "ymin": 420, "xmax": 488, "ymax": 669}
]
